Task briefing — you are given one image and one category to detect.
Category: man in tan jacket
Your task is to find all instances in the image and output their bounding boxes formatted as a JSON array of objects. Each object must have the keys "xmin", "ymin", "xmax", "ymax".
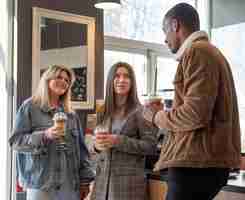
[{"xmin": 143, "ymin": 3, "xmax": 241, "ymax": 200}]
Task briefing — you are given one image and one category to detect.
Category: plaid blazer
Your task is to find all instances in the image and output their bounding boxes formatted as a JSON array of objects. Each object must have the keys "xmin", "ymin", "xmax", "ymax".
[{"xmin": 91, "ymin": 106, "xmax": 157, "ymax": 200}]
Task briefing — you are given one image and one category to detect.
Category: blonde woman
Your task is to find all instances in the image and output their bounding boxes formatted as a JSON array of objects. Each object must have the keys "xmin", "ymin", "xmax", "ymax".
[{"xmin": 9, "ymin": 65, "xmax": 94, "ymax": 200}]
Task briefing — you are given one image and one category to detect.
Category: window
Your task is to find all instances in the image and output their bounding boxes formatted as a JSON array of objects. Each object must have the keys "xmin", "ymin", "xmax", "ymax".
[
  {"xmin": 103, "ymin": 0, "xmax": 212, "ymax": 116},
  {"xmin": 156, "ymin": 57, "xmax": 178, "ymax": 92},
  {"xmin": 212, "ymin": 23, "xmax": 245, "ymax": 153},
  {"xmin": 104, "ymin": 1, "xmax": 205, "ymax": 99},
  {"xmin": 104, "ymin": 50, "xmax": 147, "ymax": 100},
  {"xmin": 104, "ymin": 0, "xmax": 196, "ymax": 44}
]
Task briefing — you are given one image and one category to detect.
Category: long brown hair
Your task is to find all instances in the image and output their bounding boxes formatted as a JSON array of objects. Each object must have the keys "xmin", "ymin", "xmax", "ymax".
[
  {"xmin": 101, "ymin": 62, "xmax": 140, "ymax": 122},
  {"xmin": 32, "ymin": 65, "xmax": 75, "ymax": 113}
]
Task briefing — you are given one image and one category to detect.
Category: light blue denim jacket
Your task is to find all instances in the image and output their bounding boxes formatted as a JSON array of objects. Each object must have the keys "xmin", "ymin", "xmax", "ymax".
[{"xmin": 9, "ymin": 98, "xmax": 95, "ymax": 191}]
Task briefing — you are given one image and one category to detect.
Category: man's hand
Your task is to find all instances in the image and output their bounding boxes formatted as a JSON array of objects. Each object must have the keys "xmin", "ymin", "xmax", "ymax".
[
  {"xmin": 142, "ymin": 106, "xmax": 158, "ymax": 124},
  {"xmin": 142, "ymin": 99, "xmax": 164, "ymax": 124},
  {"xmin": 80, "ymin": 184, "xmax": 90, "ymax": 200},
  {"xmin": 144, "ymin": 100, "xmax": 164, "ymax": 111}
]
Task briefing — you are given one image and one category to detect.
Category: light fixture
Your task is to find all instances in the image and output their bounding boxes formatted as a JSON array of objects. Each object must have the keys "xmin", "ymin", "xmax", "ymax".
[{"xmin": 94, "ymin": 0, "xmax": 121, "ymax": 10}]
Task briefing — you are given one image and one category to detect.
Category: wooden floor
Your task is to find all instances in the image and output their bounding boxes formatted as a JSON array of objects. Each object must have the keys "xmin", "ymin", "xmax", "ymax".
[{"xmin": 147, "ymin": 179, "xmax": 168, "ymax": 200}]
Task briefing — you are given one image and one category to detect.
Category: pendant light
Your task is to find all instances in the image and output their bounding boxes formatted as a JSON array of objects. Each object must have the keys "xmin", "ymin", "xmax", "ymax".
[{"xmin": 94, "ymin": 0, "xmax": 121, "ymax": 10}]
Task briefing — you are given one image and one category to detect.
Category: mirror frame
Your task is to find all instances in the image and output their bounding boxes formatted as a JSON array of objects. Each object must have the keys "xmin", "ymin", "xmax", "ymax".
[{"xmin": 32, "ymin": 7, "xmax": 95, "ymax": 109}]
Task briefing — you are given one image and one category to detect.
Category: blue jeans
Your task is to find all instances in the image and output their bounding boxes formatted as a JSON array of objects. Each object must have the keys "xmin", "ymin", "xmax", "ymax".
[{"xmin": 26, "ymin": 185, "xmax": 80, "ymax": 200}]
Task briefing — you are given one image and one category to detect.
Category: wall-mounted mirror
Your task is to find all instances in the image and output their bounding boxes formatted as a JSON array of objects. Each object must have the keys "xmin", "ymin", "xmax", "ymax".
[{"xmin": 32, "ymin": 7, "xmax": 95, "ymax": 109}]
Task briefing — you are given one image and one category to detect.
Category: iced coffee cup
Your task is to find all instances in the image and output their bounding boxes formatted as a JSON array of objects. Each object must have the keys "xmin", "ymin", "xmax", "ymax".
[
  {"xmin": 143, "ymin": 95, "xmax": 163, "ymax": 107},
  {"xmin": 94, "ymin": 124, "xmax": 109, "ymax": 140},
  {"xmin": 96, "ymin": 99, "xmax": 105, "ymax": 113},
  {"xmin": 94, "ymin": 124, "xmax": 110, "ymax": 151},
  {"xmin": 53, "ymin": 111, "xmax": 67, "ymax": 144}
]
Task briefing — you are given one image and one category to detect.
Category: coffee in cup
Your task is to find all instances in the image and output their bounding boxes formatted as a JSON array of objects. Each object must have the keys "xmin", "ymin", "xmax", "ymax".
[{"xmin": 143, "ymin": 95, "xmax": 162, "ymax": 107}]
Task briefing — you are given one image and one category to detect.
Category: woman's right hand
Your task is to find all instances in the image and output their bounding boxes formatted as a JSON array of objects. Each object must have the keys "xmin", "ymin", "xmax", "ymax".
[
  {"xmin": 94, "ymin": 134, "xmax": 119, "ymax": 151},
  {"xmin": 44, "ymin": 126, "xmax": 63, "ymax": 140},
  {"xmin": 94, "ymin": 134, "xmax": 108, "ymax": 151}
]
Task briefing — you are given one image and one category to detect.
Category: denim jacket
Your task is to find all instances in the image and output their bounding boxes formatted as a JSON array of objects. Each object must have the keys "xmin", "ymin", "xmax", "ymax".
[{"xmin": 9, "ymin": 98, "xmax": 95, "ymax": 191}]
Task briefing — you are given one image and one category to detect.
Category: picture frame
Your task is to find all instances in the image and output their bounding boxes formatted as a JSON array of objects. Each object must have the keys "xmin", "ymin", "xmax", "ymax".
[{"xmin": 32, "ymin": 7, "xmax": 95, "ymax": 109}]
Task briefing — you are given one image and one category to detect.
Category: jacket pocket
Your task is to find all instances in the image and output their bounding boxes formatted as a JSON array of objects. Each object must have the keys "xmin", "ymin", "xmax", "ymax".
[
  {"xmin": 24, "ymin": 155, "xmax": 37, "ymax": 173},
  {"xmin": 28, "ymin": 153, "xmax": 49, "ymax": 185},
  {"xmin": 28, "ymin": 153, "xmax": 48, "ymax": 172}
]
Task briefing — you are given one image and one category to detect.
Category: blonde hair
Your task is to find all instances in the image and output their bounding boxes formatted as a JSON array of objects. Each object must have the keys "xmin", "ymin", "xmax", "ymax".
[{"xmin": 32, "ymin": 65, "xmax": 75, "ymax": 113}]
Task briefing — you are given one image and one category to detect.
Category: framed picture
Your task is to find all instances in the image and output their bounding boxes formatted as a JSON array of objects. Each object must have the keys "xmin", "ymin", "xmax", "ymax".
[
  {"xmin": 32, "ymin": 7, "xmax": 95, "ymax": 109},
  {"xmin": 71, "ymin": 67, "xmax": 87, "ymax": 102}
]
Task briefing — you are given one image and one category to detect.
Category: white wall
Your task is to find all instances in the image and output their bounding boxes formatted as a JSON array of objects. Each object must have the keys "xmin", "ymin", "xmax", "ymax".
[{"xmin": 0, "ymin": 0, "xmax": 14, "ymax": 199}]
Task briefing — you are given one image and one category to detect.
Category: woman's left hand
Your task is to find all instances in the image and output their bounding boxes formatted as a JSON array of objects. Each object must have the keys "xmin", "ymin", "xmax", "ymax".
[{"xmin": 80, "ymin": 184, "xmax": 90, "ymax": 200}]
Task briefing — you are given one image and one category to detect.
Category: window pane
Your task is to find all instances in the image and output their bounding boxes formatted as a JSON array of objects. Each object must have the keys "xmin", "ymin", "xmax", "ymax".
[
  {"xmin": 156, "ymin": 57, "xmax": 178, "ymax": 96},
  {"xmin": 104, "ymin": 50, "xmax": 147, "ymax": 99},
  {"xmin": 104, "ymin": 0, "xmax": 196, "ymax": 44},
  {"xmin": 212, "ymin": 23, "xmax": 245, "ymax": 153}
]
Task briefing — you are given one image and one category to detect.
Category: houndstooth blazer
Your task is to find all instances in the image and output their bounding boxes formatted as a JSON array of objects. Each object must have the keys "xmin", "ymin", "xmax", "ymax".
[{"xmin": 90, "ymin": 106, "xmax": 158, "ymax": 200}]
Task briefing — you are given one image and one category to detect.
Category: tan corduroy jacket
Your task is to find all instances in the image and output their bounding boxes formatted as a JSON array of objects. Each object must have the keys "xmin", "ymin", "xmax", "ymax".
[{"xmin": 154, "ymin": 31, "xmax": 241, "ymax": 171}]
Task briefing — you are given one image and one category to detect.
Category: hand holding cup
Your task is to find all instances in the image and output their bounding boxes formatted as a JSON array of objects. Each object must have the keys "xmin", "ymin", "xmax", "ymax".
[
  {"xmin": 143, "ymin": 96, "xmax": 163, "ymax": 125},
  {"xmin": 44, "ymin": 126, "xmax": 64, "ymax": 140},
  {"xmin": 94, "ymin": 125, "xmax": 118, "ymax": 151},
  {"xmin": 144, "ymin": 97, "xmax": 163, "ymax": 110},
  {"xmin": 52, "ymin": 111, "xmax": 67, "ymax": 150}
]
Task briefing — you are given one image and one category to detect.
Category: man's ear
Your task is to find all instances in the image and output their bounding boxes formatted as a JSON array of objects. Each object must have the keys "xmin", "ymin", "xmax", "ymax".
[{"xmin": 171, "ymin": 19, "xmax": 178, "ymax": 32}]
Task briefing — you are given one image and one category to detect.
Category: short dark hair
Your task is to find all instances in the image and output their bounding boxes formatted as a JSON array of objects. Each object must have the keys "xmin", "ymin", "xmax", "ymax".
[{"xmin": 164, "ymin": 3, "xmax": 200, "ymax": 32}]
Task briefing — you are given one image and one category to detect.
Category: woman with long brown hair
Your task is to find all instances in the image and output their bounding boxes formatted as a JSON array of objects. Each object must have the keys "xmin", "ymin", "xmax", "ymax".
[{"xmin": 91, "ymin": 62, "xmax": 157, "ymax": 200}]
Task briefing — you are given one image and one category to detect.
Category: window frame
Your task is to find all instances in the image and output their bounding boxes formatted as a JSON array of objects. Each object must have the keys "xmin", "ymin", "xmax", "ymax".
[{"xmin": 104, "ymin": 35, "xmax": 174, "ymax": 96}]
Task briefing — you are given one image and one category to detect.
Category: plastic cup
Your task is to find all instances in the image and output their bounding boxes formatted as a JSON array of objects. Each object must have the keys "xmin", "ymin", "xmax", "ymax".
[
  {"xmin": 144, "ymin": 96, "xmax": 162, "ymax": 107},
  {"xmin": 94, "ymin": 124, "xmax": 109, "ymax": 140}
]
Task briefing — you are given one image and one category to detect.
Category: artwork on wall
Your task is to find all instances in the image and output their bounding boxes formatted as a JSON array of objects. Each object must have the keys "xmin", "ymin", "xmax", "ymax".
[{"xmin": 71, "ymin": 67, "xmax": 87, "ymax": 102}]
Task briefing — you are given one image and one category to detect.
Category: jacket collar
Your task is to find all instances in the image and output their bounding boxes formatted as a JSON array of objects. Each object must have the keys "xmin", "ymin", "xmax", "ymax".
[{"xmin": 175, "ymin": 31, "xmax": 209, "ymax": 61}]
